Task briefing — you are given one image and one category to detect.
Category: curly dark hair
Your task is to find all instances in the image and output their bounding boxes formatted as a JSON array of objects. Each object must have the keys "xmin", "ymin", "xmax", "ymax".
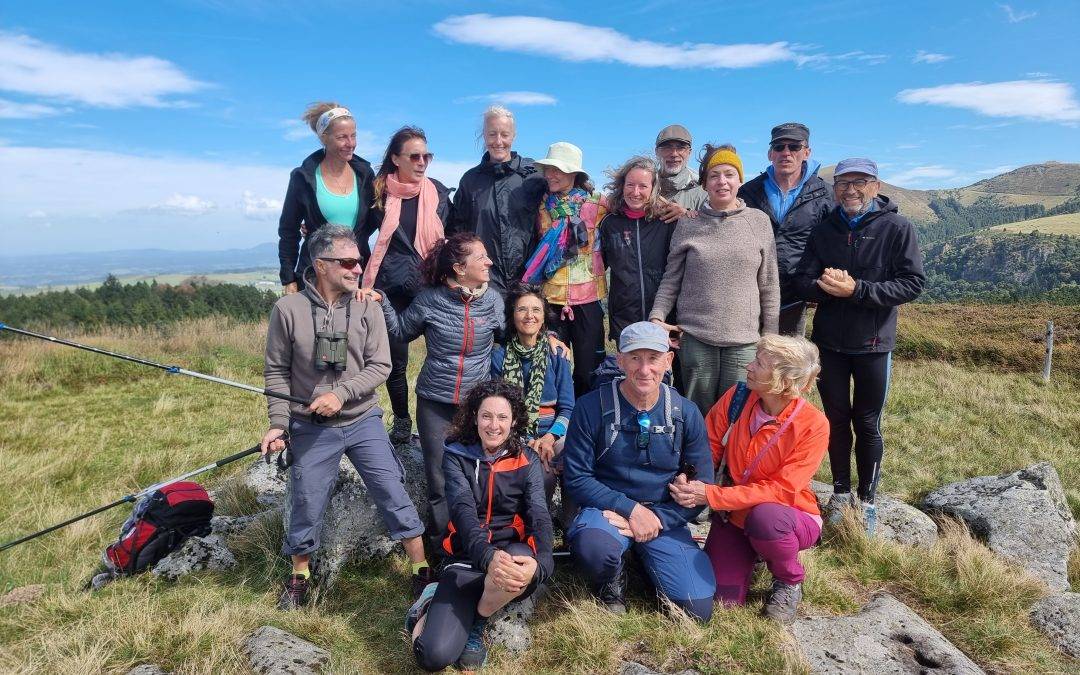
[
  {"xmin": 446, "ymin": 380, "xmax": 529, "ymax": 454},
  {"xmin": 420, "ymin": 232, "xmax": 482, "ymax": 287},
  {"xmin": 503, "ymin": 282, "xmax": 554, "ymax": 340},
  {"xmin": 697, "ymin": 142, "xmax": 738, "ymax": 186}
]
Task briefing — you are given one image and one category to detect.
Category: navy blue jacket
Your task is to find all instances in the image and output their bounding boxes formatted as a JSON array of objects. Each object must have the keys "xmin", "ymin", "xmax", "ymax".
[{"xmin": 562, "ymin": 384, "xmax": 713, "ymax": 530}]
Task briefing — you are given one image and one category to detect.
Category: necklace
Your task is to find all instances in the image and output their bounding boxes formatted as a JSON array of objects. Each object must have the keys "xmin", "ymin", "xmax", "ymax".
[{"xmin": 322, "ymin": 162, "xmax": 354, "ymax": 196}]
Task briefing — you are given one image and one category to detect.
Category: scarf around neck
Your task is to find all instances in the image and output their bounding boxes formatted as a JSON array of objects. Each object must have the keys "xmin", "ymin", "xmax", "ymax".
[
  {"xmin": 362, "ymin": 174, "xmax": 444, "ymax": 287},
  {"xmin": 665, "ymin": 165, "xmax": 697, "ymax": 193},
  {"xmin": 522, "ymin": 187, "xmax": 592, "ymax": 283},
  {"xmin": 503, "ymin": 337, "xmax": 548, "ymax": 435}
]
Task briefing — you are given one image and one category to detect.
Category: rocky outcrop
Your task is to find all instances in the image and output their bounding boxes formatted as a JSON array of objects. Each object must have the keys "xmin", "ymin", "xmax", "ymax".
[
  {"xmin": 243, "ymin": 458, "xmax": 288, "ymax": 509},
  {"xmin": 487, "ymin": 590, "xmax": 542, "ymax": 652},
  {"xmin": 243, "ymin": 626, "xmax": 330, "ymax": 674},
  {"xmin": 920, "ymin": 463, "xmax": 1076, "ymax": 591},
  {"xmin": 125, "ymin": 666, "xmax": 170, "ymax": 675},
  {"xmin": 811, "ymin": 481, "xmax": 938, "ymax": 548},
  {"xmin": 1029, "ymin": 592, "xmax": 1080, "ymax": 658},
  {"xmin": 151, "ymin": 534, "xmax": 237, "ymax": 580},
  {"xmin": 791, "ymin": 593, "xmax": 984, "ymax": 674}
]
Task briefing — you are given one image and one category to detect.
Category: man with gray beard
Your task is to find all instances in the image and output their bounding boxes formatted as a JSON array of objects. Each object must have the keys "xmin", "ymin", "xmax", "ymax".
[{"xmin": 654, "ymin": 124, "xmax": 707, "ymax": 222}]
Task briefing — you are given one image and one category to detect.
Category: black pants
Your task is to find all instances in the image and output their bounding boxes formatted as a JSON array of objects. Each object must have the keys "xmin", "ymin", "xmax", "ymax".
[
  {"xmin": 816, "ymin": 348, "xmax": 892, "ymax": 503},
  {"xmin": 413, "ymin": 542, "xmax": 537, "ymax": 672},
  {"xmin": 416, "ymin": 396, "xmax": 458, "ymax": 551},
  {"xmin": 551, "ymin": 301, "xmax": 606, "ymax": 396},
  {"xmin": 385, "ymin": 292, "xmax": 412, "ymax": 419}
]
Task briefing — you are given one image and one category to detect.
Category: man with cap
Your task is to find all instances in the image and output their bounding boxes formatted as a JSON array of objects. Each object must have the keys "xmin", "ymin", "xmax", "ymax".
[
  {"xmin": 654, "ymin": 124, "xmax": 707, "ymax": 223},
  {"xmin": 561, "ymin": 321, "xmax": 716, "ymax": 620},
  {"xmin": 739, "ymin": 123, "xmax": 833, "ymax": 336},
  {"xmin": 793, "ymin": 159, "xmax": 924, "ymax": 536}
]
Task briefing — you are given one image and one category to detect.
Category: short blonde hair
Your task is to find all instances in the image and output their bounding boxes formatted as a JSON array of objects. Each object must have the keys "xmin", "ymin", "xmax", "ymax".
[
  {"xmin": 482, "ymin": 105, "xmax": 515, "ymax": 128},
  {"xmin": 301, "ymin": 101, "xmax": 348, "ymax": 137},
  {"xmin": 756, "ymin": 334, "xmax": 821, "ymax": 398}
]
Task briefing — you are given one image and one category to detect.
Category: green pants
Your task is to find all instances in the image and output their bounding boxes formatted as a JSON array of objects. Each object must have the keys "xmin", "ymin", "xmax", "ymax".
[{"xmin": 679, "ymin": 333, "xmax": 757, "ymax": 417}]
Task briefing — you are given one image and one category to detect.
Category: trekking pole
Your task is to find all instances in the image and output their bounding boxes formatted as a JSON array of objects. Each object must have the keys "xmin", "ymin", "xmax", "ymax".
[
  {"xmin": 0, "ymin": 323, "xmax": 310, "ymax": 406},
  {"xmin": 0, "ymin": 445, "xmax": 262, "ymax": 552}
]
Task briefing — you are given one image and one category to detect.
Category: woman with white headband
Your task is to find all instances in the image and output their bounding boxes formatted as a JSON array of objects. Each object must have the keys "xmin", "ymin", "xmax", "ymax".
[{"xmin": 278, "ymin": 101, "xmax": 375, "ymax": 293}]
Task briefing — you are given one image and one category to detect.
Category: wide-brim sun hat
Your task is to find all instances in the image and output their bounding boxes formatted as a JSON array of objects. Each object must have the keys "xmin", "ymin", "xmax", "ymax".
[{"xmin": 533, "ymin": 141, "xmax": 587, "ymax": 179}]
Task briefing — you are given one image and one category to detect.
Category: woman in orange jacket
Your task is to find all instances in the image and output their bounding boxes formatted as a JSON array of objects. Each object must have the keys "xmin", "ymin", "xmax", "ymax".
[{"xmin": 668, "ymin": 334, "xmax": 828, "ymax": 624}]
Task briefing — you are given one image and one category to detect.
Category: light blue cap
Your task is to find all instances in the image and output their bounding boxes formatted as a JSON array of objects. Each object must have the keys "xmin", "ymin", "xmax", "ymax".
[
  {"xmin": 834, "ymin": 158, "xmax": 878, "ymax": 178},
  {"xmin": 619, "ymin": 321, "xmax": 670, "ymax": 353}
]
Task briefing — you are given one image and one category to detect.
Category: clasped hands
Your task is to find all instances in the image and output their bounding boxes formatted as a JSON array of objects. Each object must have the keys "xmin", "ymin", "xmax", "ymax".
[
  {"xmin": 816, "ymin": 267, "xmax": 856, "ymax": 298},
  {"xmin": 487, "ymin": 549, "xmax": 537, "ymax": 593}
]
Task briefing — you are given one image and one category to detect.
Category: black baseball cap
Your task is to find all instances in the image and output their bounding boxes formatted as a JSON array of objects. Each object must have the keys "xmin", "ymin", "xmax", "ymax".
[{"xmin": 770, "ymin": 122, "xmax": 810, "ymax": 144}]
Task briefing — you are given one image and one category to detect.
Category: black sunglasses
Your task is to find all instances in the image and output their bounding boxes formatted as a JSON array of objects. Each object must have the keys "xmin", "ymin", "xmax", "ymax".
[
  {"xmin": 770, "ymin": 142, "xmax": 804, "ymax": 153},
  {"xmin": 318, "ymin": 257, "xmax": 362, "ymax": 270}
]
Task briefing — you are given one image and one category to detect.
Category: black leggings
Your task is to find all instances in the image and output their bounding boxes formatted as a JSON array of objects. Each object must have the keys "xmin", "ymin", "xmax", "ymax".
[
  {"xmin": 385, "ymin": 292, "xmax": 412, "ymax": 419},
  {"xmin": 816, "ymin": 348, "xmax": 892, "ymax": 504},
  {"xmin": 413, "ymin": 542, "xmax": 537, "ymax": 672},
  {"xmin": 551, "ymin": 301, "xmax": 606, "ymax": 397}
]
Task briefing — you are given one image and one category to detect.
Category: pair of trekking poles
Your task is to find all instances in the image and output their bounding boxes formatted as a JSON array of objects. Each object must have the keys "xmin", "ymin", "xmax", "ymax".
[{"xmin": 0, "ymin": 322, "xmax": 306, "ymax": 553}]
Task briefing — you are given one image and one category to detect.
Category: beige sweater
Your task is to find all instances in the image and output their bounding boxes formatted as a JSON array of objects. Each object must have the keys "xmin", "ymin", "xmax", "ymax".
[{"xmin": 649, "ymin": 201, "xmax": 780, "ymax": 346}]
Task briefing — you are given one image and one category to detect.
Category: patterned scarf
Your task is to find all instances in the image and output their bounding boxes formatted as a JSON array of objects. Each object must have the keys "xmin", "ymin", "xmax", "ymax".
[
  {"xmin": 522, "ymin": 187, "xmax": 592, "ymax": 283},
  {"xmin": 502, "ymin": 337, "xmax": 548, "ymax": 436}
]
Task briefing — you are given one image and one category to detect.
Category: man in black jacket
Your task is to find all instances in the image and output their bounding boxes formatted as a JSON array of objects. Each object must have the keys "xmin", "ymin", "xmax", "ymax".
[
  {"xmin": 794, "ymin": 158, "xmax": 925, "ymax": 536},
  {"xmin": 739, "ymin": 122, "xmax": 833, "ymax": 336}
]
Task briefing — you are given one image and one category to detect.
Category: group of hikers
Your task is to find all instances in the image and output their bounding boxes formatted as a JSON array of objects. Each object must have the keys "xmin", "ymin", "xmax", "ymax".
[{"xmin": 262, "ymin": 102, "xmax": 926, "ymax": 671}]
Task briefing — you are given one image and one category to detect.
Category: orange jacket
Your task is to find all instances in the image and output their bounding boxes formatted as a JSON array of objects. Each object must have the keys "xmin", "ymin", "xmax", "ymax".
[{"xmin": 703, "ymin": 387, "xmax": 829, "ymax": 528}]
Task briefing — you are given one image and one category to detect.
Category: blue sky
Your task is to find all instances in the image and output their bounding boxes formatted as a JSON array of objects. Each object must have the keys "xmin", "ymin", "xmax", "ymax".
[{"xmin": 1, "ymin": 0, "xmax": 1078, "ymax": 254}]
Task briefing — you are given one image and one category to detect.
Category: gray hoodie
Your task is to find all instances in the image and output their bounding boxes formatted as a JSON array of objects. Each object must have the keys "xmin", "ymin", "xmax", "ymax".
[{"xmin": 264, "ymin": 267, "xmax": 391, "ymax": 429}]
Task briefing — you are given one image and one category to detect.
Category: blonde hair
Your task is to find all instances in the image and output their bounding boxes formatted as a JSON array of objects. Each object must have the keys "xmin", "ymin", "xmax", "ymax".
[
  {"xmin": 301, "ymin": 101, "xmax": 346, "ymax": 137},
  {"xmin": 756, "ymin": 334, "xmax": 821, "ymax": 398},
  {"xmin": 604, "ymin": 156, "xmax": 661, "ymax": 218},
  {"xmin": 482, "ymin": 105, "xmax": 515, "ymax": 128}
]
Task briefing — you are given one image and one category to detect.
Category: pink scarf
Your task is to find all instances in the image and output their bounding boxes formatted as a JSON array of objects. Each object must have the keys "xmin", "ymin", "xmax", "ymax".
[{"xmin": 362, "ymin": 174, "xmax": 444, "ymax": 287}]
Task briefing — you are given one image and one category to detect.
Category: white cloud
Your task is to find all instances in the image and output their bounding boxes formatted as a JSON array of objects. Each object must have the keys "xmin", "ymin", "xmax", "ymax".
[
  {"xmin": 240, "ymin": 190, "xmax": 281, "ymax": 219},
  {"xmin": 884, "ymin": 165, "xmax": 958, "ymax": 187},
  {"xmin": 456, "ymin": 91, "xmax": 558, "ymax": 106},
  {"xmin": 0, "ymin": 97, "xmax": 64, "ymax": 119},
  {"xmin": 897, "ymin": 80, "xmax": 1080, "ymax": 123},
  {"xmin": 895, "ymin": 143, "xmax": 922, "ymax": 150},
  {"xmin": 0, "ymin": 31, "xmax": 206, "ymax": 107},
  {"xmin": 999, "ymin": 4, "xmax": 1036, "ymax": 22},
  {"xmin": 913, "ymin": 50, "xmax": 951, "ymax": 64},
  {"xmin": 433, "ymin": 14, "xmax": 801, "ymax": 69},
  {"xmin": 1026, "ymin": 71, "xmax": 1051, "ymax": 78},
  {"xmin": 976, "ymin": 164, "xmax": 1016, "ymax": 175},
  {"xmin": 26, "ymin": 209, "xmax": 47, "ymax": 219},
  {"xmin": 147, "ymin": 193, "xmax": 217, "ymax": 216},
  {"xmin": 799, "ymin": 49, "xmax": 888, "ymax": 72}
]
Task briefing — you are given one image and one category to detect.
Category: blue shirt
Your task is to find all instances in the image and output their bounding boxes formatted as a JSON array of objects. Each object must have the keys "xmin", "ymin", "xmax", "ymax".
[
  {"xmin": 315, "ymin": 166, "xmax": 359, "ymax": 226},
  {"xmin": 839, "ymin": 198, "xmax": 880, "ymax": 229},
  {"xmin": 764, "ymin": 159, "xmax": 821, "ymax": 223}
]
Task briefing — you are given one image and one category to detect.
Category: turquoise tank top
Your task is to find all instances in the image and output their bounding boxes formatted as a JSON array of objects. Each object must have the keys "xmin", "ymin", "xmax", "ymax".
[{"xmin": 315, "ymin": 166, "xmax": 359, "ymax": 226}]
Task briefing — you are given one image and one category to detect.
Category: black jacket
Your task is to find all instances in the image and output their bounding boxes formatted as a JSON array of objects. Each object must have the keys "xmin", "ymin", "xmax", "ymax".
[
  {"xmin": 442, "ymin": 441, "xmax": 555, "ymax": 584},
  {"xmin": 358, "ymin": 178, "xmax": 453, "ymax": 302},
  {"xmin": 599, "ymin": 211, "xmax": 674, "ymax": 340},
  {"xmin": 794, "ymin": 197, "xmax": 925, "ymax": 354},
  {"xmin": 447, "ymin": 152, "xmax": 547, "ymax": 295},
  {"xmin": 278, "ymin": 149, "xmax": 375, "ymax": 286},
  {"xmin": 739, "ymin": 167, "xmax": 833, "ymax": 303}
]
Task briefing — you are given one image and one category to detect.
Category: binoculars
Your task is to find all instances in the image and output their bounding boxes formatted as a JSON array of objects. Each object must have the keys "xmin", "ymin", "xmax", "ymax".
[{"xmin": 314, "ymin": 331, "xmax": 348, "ymax": 371}]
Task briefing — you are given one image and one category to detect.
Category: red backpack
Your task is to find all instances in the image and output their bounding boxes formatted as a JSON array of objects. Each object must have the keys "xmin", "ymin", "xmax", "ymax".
[{"xmin": 103, "ymin": 481, "xmax": 214, "ymax": 575}]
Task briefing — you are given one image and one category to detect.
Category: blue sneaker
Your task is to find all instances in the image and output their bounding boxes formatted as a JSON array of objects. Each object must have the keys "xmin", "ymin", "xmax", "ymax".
[
  {"xmin": 456, "ymin": 617, "xmax": 488, "ymax": 671},
  {"xmin": 405, "ymin": 580, "xmax": 437, "ymax": 635}
]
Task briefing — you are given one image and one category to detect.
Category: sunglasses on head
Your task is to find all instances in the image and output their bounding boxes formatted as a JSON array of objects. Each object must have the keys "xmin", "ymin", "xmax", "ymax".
[
  {"xmin": 318, "ymin": 257, "xmax": 362, "ymax": 270},
  {"xmin": 636, "ymin": 411, "xmax": 651, "ymax": 450},
  {"xmin": 771, "ymin": 142, "xmax": 804, "ymax": 153},
  {"xmin": 405, "ymin": 152, "xmax": 434, "ymax": 163}
]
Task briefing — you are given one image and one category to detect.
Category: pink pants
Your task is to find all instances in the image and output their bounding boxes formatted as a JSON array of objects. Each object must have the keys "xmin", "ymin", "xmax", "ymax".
[{"xmin": 704, "ymin": 503, "xmax": 821, "ymax": 606}]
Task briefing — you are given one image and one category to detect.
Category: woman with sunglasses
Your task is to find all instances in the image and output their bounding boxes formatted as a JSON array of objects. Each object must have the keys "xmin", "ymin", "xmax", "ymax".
[
  {"xmin": 277, "ymin": 101, "xmax": 376, "ymax": 295},
  {"xmin": 669, "ymin": 334, "xmax": 828, "ymax": 624},
  {"xmin": 358, "ymin": 126, "xmax": 453, "ymax": 447}
]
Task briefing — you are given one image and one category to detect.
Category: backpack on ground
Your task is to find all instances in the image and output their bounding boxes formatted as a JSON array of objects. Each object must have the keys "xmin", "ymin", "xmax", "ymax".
[{"xmin": 102, "ymin": 481, "xmax": 214, "ymax": 575}]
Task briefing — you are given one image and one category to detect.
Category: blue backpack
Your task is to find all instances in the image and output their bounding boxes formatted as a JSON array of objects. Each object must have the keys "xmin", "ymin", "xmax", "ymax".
[{"xmin": 596, "ymin": 376, "xmax": 683, "ymax": 462}]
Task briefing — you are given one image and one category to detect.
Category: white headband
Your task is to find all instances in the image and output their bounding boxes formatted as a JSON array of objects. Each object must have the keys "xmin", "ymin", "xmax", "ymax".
[{"xmin": 315, "ymin": 107, "xmax": 352, "ymax": 137}]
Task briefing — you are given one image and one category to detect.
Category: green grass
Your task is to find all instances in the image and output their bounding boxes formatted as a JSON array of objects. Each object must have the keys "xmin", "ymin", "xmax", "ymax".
[
  {"xmin": 989, "ymin": 212, "xmax": 1080, "ymax": 236},
  {"xmin": 1, "ymin": 313, "xmax": 1078, "ymax": 673}
]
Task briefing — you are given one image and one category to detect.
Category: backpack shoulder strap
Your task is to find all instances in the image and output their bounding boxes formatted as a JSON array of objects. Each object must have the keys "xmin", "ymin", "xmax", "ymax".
[
  {"xmin": 597, "ymin": 378, "xmax": 622, "ymax": 461},
  {"xmin": 663, "ymin": 383, "xmax": 684, "ymax": 452},
  {"xmin": 721, "ymin": 382, "xmax": 752, "ymax": 447}
]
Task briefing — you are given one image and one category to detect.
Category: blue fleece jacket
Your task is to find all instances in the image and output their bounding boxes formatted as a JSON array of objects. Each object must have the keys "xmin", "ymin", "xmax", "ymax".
[
  {"xmin": 490, "ymin": 345, "xmax": 575, "ymax": 438},
  {"xmin": 561, "ymin": 384, "xmax": 713, "ymax": 530},
  {"xmin": 765, "ymin": 159, "xmax": 821, "ymax": 223}
]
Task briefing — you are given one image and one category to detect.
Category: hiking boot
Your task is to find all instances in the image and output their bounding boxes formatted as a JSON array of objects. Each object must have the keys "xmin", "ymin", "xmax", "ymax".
[
  {"xmin": 592, "ymin": 568, "xmax": 627, "ymax": 614},
  {"xmin": 455, "ymin": 617, "xmax": 488, "ymax": 671},
  {"xmin": 762, "ymin": 579, "xmax": 802, "ymax": 624},
  {"xmin": 389, "ymin": 416, "xmax": 413, "ymax": 446},
  {"xmin": 824, "ymin": 492, "xmax": 853, "ymax": 525},
  {"xmin": 411, "ymin": 565, "xmax": 437, "ymax": 602},
  {"xmin": 862, "ymin": 502, "xmax": 878, "ymax": 537},
  {"xmin": 277, "ymin": 574, "xmax": 309, "ymax": 610},
  {"xmin": 405, "ymin": 579, "xmax": 438, "ymax": 635}
]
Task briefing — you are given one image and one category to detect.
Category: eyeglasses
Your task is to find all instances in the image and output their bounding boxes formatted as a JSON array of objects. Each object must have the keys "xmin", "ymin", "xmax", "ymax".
[
  {"xmin": 834, "ymin": 178, "xmax": 877, "ymax": 190},
  {"xmin": 405, "ymin": 152, "xmax": 434, "ymax": 163},
  {"xmin": 657, "ymin": 141, "xmax": 691, "ymax": 151},
  {"xmin": 636, "ymin": 411, "xmax": 651, "ymax": 450},
  {"xmin": 770, "ymin": 142, "xmax": 804, "ymax": 153},
  {"xmin": 318, "ymin": 257, "xmax": 362, "ymax": 270}
]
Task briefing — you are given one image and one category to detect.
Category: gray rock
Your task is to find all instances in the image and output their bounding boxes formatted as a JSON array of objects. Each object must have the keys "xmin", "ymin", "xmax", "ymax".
[
  {"xmin": 791, "ymin": 593, "xmax": 984, "ymax": 674},
  {"xmin": 151, "ymin": 534, "xmax": 237, "ymax": 580},
  {"xmin": 243, "ymin": 457, "xmax": 288, "ymax": 508},
  {"xmin": 210, "ymin": 514, "xmax": 257, "ymax": 538},
  {"xmin": 125, "ymin": 665, "xmax": 169, "ymax": 675},
  {"xmin": 620, "ymin": 662, "xmax": 662, "ymax": 675},
  {"xmin": 243, "ymin": 625, "xmax": 330, "ymax": 674},
  {"xmin": 281, "ymin": 443, "xmax": 430, "ymax": 591},
  {"xmin": 487, "ymin": 590, "xmax": 542, "ymax": 652},
  {"xmin": 1029, "ymin": 592, "xmax": 1080, "ymax": 658},
  {"xmin": 811, "ymin": 481, "xmax": 938, "ymax": 548},
  {"xmin": 920, "ymin": 463, "xmax": 1077, "ymax": 591}
]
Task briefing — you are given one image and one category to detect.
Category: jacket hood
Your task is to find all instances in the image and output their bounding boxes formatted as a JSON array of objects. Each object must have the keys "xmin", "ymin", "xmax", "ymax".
[
  {"xmin": 299, "ymin": 266, "xmax": 355, "ymax": 309},
  {"xmin": 766, "ymin": 158, "xmax": 821, "ymax": 194},
  {"xmin": 699, "ymin": 198, "xmax": 747, "ymax": 219},
  {"xmin": 478, "ymin": 151, "xmax": 529, "ymax": 175}
]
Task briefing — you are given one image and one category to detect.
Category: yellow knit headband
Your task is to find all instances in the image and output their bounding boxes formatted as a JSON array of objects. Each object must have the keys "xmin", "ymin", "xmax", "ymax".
[{"xmin": 705, "ymin": 149, "xmax": 744, "ymax": 182}]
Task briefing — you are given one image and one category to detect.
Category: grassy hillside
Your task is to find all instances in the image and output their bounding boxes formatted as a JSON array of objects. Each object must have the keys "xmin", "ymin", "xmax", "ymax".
[
  {"xmin": 991, "ymin": 212, "xmax": 1080, "ymax": 236},
  {"xmin": 1, "ymin": 311, "xmax": 1078, "ymax": 673}
]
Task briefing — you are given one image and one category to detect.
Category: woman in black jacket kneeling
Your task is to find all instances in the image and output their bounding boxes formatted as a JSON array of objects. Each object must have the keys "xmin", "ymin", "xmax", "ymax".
[{"xmin": 408, "ymin": 380, "xmax": 554, "ymax": 672}]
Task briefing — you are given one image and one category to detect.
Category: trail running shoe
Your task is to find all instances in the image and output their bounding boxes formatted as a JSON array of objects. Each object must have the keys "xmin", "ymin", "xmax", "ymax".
[
  {"xmin": 277, "ymin": 574, "xmax": 309, "ymax": 610},
  {"xmin": 592, "ymin": 567, "xmax": 627, "ymax": 615},
  {"xmin": 455, "ymin": 617, "xmax": 489, "ymax": 671},
  {"xmin": 824, "ymin": 492, "xmax": 853, "ymax": 525},
  {"xmin": 405, "ymin": 580, "xmax": 438, "ymax": 635},
  {"xmin": 862, "ymin": 502, "xmax": 878, "ymax": 537},
  {"xmin": 762, "ymin": 579, "xmax": 802, "ymax": 624},
  {"xmin": 389, "ymin": 416, "xmax": 413, "ymax": 446}
]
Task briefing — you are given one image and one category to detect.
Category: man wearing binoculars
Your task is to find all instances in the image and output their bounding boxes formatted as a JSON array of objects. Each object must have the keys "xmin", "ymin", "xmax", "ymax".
[{"xmin": 262, "ymin": 225, "xmax": 430, "ymax": 610}]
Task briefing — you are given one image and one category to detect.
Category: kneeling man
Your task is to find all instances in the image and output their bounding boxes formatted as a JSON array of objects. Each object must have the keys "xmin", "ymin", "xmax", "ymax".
[{"xmin": 562, "ymin": 321, "xmax": 715, "ymax": 620}]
